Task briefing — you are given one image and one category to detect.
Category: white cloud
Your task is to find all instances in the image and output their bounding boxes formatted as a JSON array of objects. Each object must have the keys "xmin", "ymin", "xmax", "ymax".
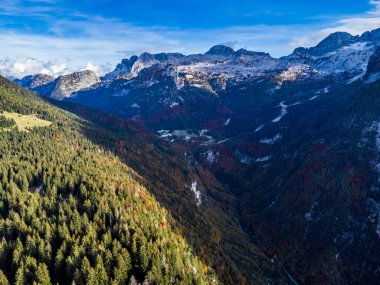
[
  {"xmin": 289, "ymin": 0, "xmax": 380, "ymax": 49},
  {"xmin": 0, "ymin": 56, "xmax": 68, "ymax": 78},
  {"xmin": 0, "ymin": 22, "xmax": 303, "ymax": 78},
  {"xmin": 48, "ymin": 63, "xmax": 67, "ymax": 75},
  {"xmin": 1, "ymin": 1, "xmax": 380, "ymax": 78},
  {"xmin": 369, "ymin": 0, "xmax": 380, "ymax": 15},
  {"xmin": 81, "ymin": 62, "xmax": 102, "ymax": 76}
]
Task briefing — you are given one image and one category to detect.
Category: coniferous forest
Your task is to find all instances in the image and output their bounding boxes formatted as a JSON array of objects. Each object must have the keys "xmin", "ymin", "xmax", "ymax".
[{"xmin": 0, "ymin": 76, "xmax": 217, "ymax": 284}]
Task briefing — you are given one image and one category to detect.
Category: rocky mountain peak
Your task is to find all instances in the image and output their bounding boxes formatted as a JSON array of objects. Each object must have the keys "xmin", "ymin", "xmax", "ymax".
[
  {"xmin": 314, "ymin": 32, "xmax": 358, "ymax": 54},
  {"xmin": 102, "ymin": 55, "xmax": 139, "ymax": 80},
  {"xmin": 118, "ymin": 56, "xmax": 138, "ymax": 68},
  {"xmin": 205, "ymin": 45, "xmax": 235, "ymax": 56},
  {"xmin": 14, "ymin": 73, "xmax": 54, "ymax": 89},
  {"xmin": 235, "ymin": 48, "xmax": 270, "ymax": 57},
  {"xmin": 292, "ymin": 31, "xmax": 359, "ymax": 57},
  {"xmin": 361, "ymin": 28, "xmax": 380, "ymax": 42},
  {"xmin": 50, "ymin": 70, "xmax": 100, "ymax": 100},
  {"xmin": 139, "ymin": 52, "xmax": 155, "ymax": 62}
]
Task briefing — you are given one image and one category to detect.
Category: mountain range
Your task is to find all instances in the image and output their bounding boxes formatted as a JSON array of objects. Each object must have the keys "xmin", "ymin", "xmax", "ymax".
[
  {"xmin": 15, "ymin": 29, "xmax": 380, "ymax": 101},
  {"xmin": 7, "ymin": 28, "xmax": 380, "ymax": 284}
]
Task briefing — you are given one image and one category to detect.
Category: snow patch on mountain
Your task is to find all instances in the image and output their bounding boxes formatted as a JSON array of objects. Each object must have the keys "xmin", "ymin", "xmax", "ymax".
[
  {"xmin": 255, "ymin": 124, "xmax": 265, "ymax": 132},
  {"xmin": 224, "ymin": 118, "xmax": 231, "ymax": 126},
  {"xmin": 204, "ymin": 150, "xmax": 220, "ymax": 164},
  {"xmin": 260, "ymin": 133, "xmax": 282, "ymax": 144},
  {"xmin": 189, "ymin": 181, "xmax": 202, "ymax": 206},
  {"xmin": 157, "ymin": 130, "xmax": 173, "ymax": 139},
  {"xmin": 272, "ymin": 101, "xmax": 303, "ymax": 123},
  {"xmin": 309, "ymin": 95, "xmax": 319, "ymax": 101},
  {"xmin": 256, "ymin": 156, "xmax": 271, "ymax": 162},
  {"xmin": 316, "ymin": 42, "xmax": 374, "ymax": 73},
  {"xmin": 272, "ymin": 102, "xmax": 288, "ymax": 123}
]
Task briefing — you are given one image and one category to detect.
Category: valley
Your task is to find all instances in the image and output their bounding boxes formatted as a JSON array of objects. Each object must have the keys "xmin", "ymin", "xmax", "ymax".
[{"xmin": 3, "ymin": 23, "xmax": 380, "ymax": 285}]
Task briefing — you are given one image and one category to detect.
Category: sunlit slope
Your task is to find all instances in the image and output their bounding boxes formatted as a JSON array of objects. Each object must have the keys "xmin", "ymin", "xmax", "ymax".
[{"xmin": 0, "ymin": 76, "xmax": 217, "ymax": 284}]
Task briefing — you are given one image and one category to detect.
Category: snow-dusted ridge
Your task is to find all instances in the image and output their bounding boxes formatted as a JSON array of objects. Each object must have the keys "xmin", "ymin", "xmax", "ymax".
[{"xmin": 13, "ymin": 28, "xmax": 380, "ymax": 100}]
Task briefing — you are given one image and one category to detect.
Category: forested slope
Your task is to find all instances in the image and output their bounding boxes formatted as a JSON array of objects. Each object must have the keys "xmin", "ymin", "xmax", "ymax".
[
  {"xmin": 0, "ymin": 76, "xmax": 218, "ymax": 284},
  {"xmin": 51, "ymin": 99, "xmax": 292, "ymax": 285}
]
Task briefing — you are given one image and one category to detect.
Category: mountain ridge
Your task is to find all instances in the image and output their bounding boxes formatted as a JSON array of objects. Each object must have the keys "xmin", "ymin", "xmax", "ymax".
[{"xmin": 14, "ymin": 28, "xmax": 380, "ymax": 100}]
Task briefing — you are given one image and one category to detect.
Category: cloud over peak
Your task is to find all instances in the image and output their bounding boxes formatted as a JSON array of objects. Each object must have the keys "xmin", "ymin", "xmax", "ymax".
[
  {"xmin": 289, "ymin": 0, "xmax": 380, "ymax": 49},
  {"xmin": 0, "ymin": 57, "xmax": 68, "ymax": 79}
]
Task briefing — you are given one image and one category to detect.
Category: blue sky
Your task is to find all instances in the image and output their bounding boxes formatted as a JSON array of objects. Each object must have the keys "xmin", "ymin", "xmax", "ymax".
[{"xmin": 1, "ymin": 0, "xmax": 380, "ymax": 78}]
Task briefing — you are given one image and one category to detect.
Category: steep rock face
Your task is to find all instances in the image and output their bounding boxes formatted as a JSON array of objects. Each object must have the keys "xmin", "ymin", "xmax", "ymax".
[
  {"xmin": 102, "ymin": 55, "xmax": 138, "ymax": 80},
  {"xmin": 364, "ymin": 46, "xmax": 380, "ymax": 81},
  {"xmin": 128, "ymin": 52, "xmax": 186, "ymax": 78},
  {"xmin": 50, "ymin": 70, "xmax": 100, "ymax": 100},
  {"xmin": 14, "ymin": 73, "xmax": 54, "ymax": 89},
  {"xmin": 295, "ymin": 32, "xmax": 359, "ymax": 57}
]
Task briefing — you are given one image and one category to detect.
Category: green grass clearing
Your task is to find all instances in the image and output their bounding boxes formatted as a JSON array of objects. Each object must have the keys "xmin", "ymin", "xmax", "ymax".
[{"xmin": 1, "ymin": 111, "xmax": 52, "ymax": 132}]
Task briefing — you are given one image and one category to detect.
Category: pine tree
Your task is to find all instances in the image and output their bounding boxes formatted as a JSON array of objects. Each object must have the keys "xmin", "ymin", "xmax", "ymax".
[
  {"xmin": 0, "ymin": 269, "xmax": 9, "ymax": 285},
  {"xmin": 95, "ymin": 256, "xmax": 109, "ymax": 285},
  {"xmin": 36, "ymin": 263, "xmax": 51, "ymax": 285}
]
